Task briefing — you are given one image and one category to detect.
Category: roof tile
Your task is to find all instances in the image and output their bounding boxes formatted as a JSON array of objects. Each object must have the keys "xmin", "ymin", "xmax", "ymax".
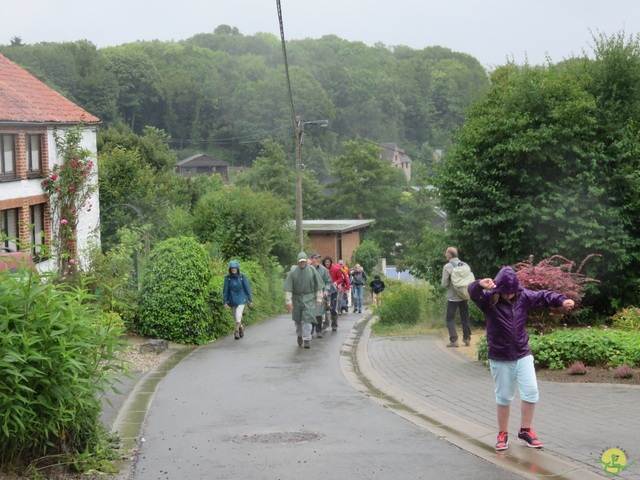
[{"xmin": 0, "ymin": 54, "xmax": 99, "ymax": 124}]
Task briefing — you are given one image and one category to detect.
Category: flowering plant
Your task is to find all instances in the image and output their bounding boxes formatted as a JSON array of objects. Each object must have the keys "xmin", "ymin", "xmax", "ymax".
[{"xmin": 42, "ymin": 126, "xmax": 96, "ymax": 280}]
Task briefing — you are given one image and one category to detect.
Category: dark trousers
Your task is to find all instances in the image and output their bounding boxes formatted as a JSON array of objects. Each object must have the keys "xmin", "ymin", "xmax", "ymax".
[{"xmin": 446, "ymin": 300, "xmax": 471, "ymax": 343}]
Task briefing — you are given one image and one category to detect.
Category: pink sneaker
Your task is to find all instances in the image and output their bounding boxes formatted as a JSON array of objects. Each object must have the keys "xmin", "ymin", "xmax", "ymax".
[
  {"xmin": 495, "ymin": 431, "xmax": 509, "ymax": 451},
  {"xmin": 518, "ymin": 428, "xmax": 543, "ymax": 448}
]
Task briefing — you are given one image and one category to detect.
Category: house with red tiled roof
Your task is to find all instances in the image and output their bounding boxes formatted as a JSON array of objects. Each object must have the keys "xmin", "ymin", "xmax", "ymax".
[{"xmin": 0, "ymin": 53, "xmax": 100, "ymax": 272}]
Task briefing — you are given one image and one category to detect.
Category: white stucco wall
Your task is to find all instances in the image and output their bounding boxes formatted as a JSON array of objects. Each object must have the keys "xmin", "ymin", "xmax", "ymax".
[{"xmin": 0, "ymin": 124, "xmax": 101, "ymax": 272}]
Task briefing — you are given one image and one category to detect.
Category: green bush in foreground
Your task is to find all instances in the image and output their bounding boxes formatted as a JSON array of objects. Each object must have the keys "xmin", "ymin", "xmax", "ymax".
[
  {"xmin": 138, "ymin": 237, "xmax": 217, "ymax": 344},
  {"xmin": 0, "ymin": 269, "xmax": 127, "ymax": 471},
  {"xmin": 477, "ymin": 328, "xmax": 640, "ymax": 370}
]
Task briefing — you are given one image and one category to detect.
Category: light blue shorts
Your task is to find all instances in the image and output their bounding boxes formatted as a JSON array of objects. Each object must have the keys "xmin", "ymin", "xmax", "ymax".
[{"xmin": 489, "ymin": 355, "xmax": 539, "ymax": 406}]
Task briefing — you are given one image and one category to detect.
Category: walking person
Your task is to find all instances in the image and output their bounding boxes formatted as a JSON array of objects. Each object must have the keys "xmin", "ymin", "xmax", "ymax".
[
  {"xmin": 441, "ymin": 247, "xmax": 472, "ymax": 347},
  {"xmin": 323, "ymin": 256, "xmax": 340, "ymax": 331},
  {"xmin": 468, "ymin": 266, "xmax": 574, "ymax": 451},
  {"xmin": 310, "ymin": 253, "xmax": 332, "ymax": 338},
  {"xmin": 223, "ymin": 261, "xmax": 253, "ymax": 340},
  {"xmin": 369, "ymin": 274, "xmax": 386, "ymax": 308},
  {"xmin": 349, "ymin": 264, "xmax": 367, "ymax": 313},
  {"xmin": 283, "ymin": 252, "xmax": 324, "ymax": 348},
  {"xmin": 337, "ymin": 260, "xmax": 351, "ymax": 314}
]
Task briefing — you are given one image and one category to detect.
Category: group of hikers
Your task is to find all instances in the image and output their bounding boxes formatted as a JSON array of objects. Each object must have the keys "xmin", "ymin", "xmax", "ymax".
[
  {"xmin": 222, "ymin": 245, "xmax": 574, "ymax": 454},
  {"xmin": 222, "ymin": 253, "xmax": 386, "ymax": 349}
]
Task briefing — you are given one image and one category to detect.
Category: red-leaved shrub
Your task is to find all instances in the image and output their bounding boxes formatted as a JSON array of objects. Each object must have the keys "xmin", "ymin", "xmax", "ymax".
[
  {"xmin": 567, "ymin": 361, "xmax": 588, "ymax": 375},
  {"xmin": 513, "ymin": 254, "xmax": 600, "ymax": 332},
  {"xmin": 612, "ymin": 365, "xmax": 634, "ymax": 379}
]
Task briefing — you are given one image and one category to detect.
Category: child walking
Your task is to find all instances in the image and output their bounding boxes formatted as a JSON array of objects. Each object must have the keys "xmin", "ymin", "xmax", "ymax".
[{"xmin": 468, "ymin": 266, "xmax": 574, "ymax": 451}]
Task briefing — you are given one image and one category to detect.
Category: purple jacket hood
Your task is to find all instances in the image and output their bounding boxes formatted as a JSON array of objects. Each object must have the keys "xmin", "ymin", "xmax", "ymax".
[
  {"xmin": 468, "ymin": 269, "xmax": 567, "ymax": 361},
  {"xmin": 493, "ymin": 267, "xmax": 522, "ymax": 294}
]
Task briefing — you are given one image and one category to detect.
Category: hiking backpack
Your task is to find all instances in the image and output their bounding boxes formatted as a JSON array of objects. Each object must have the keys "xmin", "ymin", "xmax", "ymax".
[{"xmin": 449, "ymin": 261, "xmax": 475, "ymax": 300}]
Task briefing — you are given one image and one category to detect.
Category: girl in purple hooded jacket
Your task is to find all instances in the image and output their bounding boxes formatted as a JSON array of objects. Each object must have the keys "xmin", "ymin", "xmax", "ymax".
[{"xmin": 468, "ymin": 266, "xmax": 574, "ymax": 451}]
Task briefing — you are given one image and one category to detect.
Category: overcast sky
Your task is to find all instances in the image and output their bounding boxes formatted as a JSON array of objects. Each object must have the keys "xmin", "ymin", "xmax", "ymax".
[{"xmin": 7, "ymin": 1, "xmax": 640, "ymax": 69}]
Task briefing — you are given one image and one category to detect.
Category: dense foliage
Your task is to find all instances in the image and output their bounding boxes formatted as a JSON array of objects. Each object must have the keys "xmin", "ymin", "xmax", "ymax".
[
  {"xmin": 529, "ymin": 329, "xmax": 640, "ymax": 370},
  {"xmin": 435, "ymin": 33, "xmax": 640, "ymax": 313},
  {"xmin": 0, "ymin": 270, "xmax": 126, "ymax": 470},
  {"xmin": 511, "ymin": 254, "xmax": 601, "ymax": 332},
  {"xmin": 193, "ymin": 186, "xmax": 296, "ymax": 266},
  {"xmin": 0, "ymin": 31, "xmax": 489, "ymax": 166},
  {"xmin": 476, "ymin": 328, "xmax": 640, "ymax": 370},
  {"xmin": 611, "ymin": 306, "xmax": 640, "ymax": 332},
  {"xmin": 351, "ymin": 240, "xmax": 383, "ymax": 275},
  {"xmin": 137, "ymin": 237, "xmax": 217, "ymax": 344},
  {"xmin": 327, "ymin": 141, "xmax": 406, "ymax": 254},
  {"xmin": 374, "ymin": 282, "xmax": 435, "ymax": 326}
]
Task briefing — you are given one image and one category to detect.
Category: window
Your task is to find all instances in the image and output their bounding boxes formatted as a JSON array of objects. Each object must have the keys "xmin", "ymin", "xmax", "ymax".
[
  {"xmin": 30, "ymin": 204, "xmax": 45, "ymax": 261},
  {"xmin": 27, "ymin": 134, "xmax": 42, "ymax": 174},
  {"xmin": 1, "ymin": 208, "xmax": 19, "ymax": 251},
  {"xmin": 0, "ymin": 134, "xmax": 16, "ymax": 178}
]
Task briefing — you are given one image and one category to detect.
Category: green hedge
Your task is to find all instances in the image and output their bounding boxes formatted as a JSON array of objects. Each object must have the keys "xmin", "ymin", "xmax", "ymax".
[
  {"xmin": 137, "ymin": 237, "xmax": 218, "ymax": 344},
  {"xmin": 477, "ymin": 329, "xmax": 640, "ymax": 370}
]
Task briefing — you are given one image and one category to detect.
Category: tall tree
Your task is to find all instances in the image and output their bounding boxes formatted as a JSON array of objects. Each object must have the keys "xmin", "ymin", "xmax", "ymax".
[
  {"xmin": 101, "ymin": 46, "xmax": 163, "ymax": 131},
  {"xmin": 435, "ymin": 33, "xmax": 640, "ymax": 311},
  {"xmin": 327, "ymin": 141, "xmax": 405, "ymax": 255}
]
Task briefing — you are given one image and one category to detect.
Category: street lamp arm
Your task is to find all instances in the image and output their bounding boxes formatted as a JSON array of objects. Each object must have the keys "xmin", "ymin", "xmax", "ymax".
[{"xmin": 295, "ymin": 118, "xmax": 329, "ymax": 249}]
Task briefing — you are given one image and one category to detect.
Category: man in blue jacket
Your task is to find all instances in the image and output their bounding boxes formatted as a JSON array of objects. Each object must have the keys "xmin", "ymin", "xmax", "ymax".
[{"xmin": 223, "ymin": 261, "xmax": 253, "ymax": 340}]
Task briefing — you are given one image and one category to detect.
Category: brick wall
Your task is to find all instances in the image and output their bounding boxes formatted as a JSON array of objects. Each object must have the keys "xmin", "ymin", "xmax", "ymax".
[
  {"xmin": 308, "ymin": 233, "xmax": 337, "ymax": 259},
  {"xmin": 341, "ymin": 230, "xmax": 361, "ymax": 264}
]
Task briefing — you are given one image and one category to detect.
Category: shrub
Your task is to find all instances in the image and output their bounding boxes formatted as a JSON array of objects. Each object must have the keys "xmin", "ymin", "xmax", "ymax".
[
  {"xmin": 0, "ymin": 269, "xmax": 127, "ymax": 470},
  {"xmin": 611, "ymin": 306, "xmax": 640, "ymax": 332},
  {"xmin": 85, "ymin": 231, "xmax": 142, "ymax": 330},
  {"xmin": 351, "ymin": 240, "xmax": 383, "ymax": 275},
  {"xmin": 137, "ymin": 237, "xmax": 217, "ymax": 344},
  {"xmin": 375, "ymin": 282, "xmax": 429, "ymax": 326},
  {"xmin": 513, "ymin": 254, "xmax": 600, "ymax": 332},
  {"xmin": 476, "ymin": 334, "xmax": 488, "ymax": 363},
  {"xmin": 567, "ymin": 361, "xmax": 587, "ymax": 375},
  {"xmin": 476, "ymin": 328, "xmax": 640, "ymax": 370},
  {"xmin": 530, "ymin": 328, "xmax": 640, "ymax": 370},
  {"xmin": 612, "ymin": 365, "xmax": 634, "ymax": 379}
]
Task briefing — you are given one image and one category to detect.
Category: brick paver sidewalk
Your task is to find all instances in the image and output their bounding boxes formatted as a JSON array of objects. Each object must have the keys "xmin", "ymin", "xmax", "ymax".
[{"xmin": 367, "ymin": 333, "xmax": 640, "ymax": 478}]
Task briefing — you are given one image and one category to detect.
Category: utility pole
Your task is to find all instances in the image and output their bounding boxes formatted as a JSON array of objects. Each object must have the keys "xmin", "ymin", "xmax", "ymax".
[
  {"xmin": 295, "ymin": 116, "xmax": 304, "ymax": 249},
  {"xmin": 294, "ymin": 118, "xmax": 329, "ymax": 251}
]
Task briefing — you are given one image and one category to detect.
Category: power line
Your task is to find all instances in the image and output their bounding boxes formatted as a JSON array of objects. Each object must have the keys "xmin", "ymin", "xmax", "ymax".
[
  {"xmin": 325, "ymin": 127, "xmax": 433, "ymax": 164},
  {"xmin": 276, "ymin": 0, "xmax": 297, "ymax": 132},
  {"xmin": 167, "ymin": 125, "xmax": 289, "ymax": 146}
]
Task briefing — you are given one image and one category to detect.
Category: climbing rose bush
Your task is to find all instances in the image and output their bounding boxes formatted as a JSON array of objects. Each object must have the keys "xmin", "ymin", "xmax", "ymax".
[{"xmin": 42, "ymin": 126, "xmax": 96, "ymax": 280}]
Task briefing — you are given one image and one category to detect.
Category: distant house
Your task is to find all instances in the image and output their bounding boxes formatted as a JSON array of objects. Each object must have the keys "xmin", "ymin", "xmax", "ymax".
[
  {"xmin": 176, "ymin": 153, "xmax": 229, "ymax": 182},
  {"xmin": 380, "ymin": 143, "xmax": 411, "ymax": 182},
  {"xmin": 0, "ymin": 54, "xmax": 100, "ymax": 272},
  {"xmin": 298, "ymin": 219, "xmax": 374, "ymax": 263}
]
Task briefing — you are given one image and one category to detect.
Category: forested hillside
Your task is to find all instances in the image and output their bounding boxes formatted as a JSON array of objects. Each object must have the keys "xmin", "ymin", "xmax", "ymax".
[{"xmin": 1, "ymin": 25, "xmax": 489, "ymax": 176}]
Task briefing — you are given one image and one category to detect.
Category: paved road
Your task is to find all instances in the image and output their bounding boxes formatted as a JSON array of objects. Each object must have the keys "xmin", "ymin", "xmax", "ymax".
[{"xmin": 130, "ymin": 313, "xmax": 524, "ymax": 480}]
